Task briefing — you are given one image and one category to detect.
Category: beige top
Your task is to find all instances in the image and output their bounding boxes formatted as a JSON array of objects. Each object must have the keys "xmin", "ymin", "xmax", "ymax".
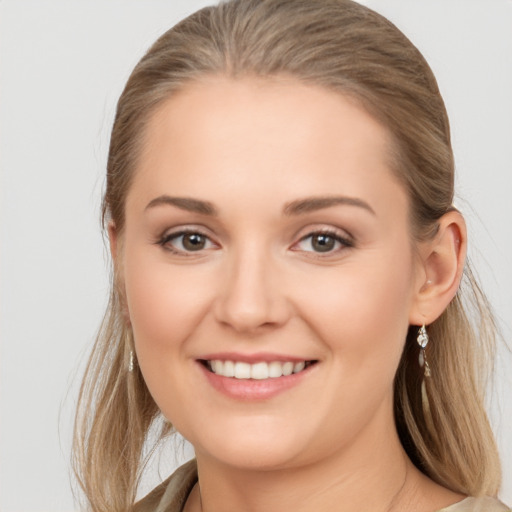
[{"xmin": 134, "ymin": 460, "xmax": 511, "ymax": 512}]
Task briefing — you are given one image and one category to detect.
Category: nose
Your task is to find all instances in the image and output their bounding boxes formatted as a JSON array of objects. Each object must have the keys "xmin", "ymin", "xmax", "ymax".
[{"xmin": 213, "ymin": 245, "xmax": 291, "ymax": 334}]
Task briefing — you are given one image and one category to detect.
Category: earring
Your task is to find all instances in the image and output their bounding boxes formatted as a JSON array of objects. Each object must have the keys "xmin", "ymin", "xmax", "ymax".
[
  {"xmin": 126, "ymin": 329, "xmax": 135, "ymax": 373},
  {"xmin": 417, "ymin": 324, "xmax": 435, "ymax": 431},
  {"xmin": 128, "ymin": 350, "xmax": 135, "ymax": 372},
  {"xmin": 417, "ymin": 325, "xmax": 431, "ymax": 377}
]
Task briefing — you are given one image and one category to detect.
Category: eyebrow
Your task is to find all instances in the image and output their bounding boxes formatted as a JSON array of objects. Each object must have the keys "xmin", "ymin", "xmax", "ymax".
[
  {"xmin": 145, "ymin": 195, "xmax": 218, "ymax": 216},
  {"xmin": 283, "ymin": 196, "xmax": 376, "ymax": 216},
  {"xmin": 144, "ymin": 194, "xmax": 375, "ymax": 217}
]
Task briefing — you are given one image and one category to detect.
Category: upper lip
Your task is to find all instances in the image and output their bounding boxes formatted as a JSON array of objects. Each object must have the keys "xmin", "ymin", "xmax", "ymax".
[{"xmin": 197, "ymin": 352, "xmax": 316, "ymax": 364}]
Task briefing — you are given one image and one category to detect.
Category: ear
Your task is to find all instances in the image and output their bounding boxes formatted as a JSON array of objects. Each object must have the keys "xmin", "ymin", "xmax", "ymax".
[
  {"xmin": 409, "ymin": 210, "xmax": 467, "ymax": 325},
  {"xmin": 108, "ymin": 220, "xmax": 118, "ymax": 261},
  {"xmin": 108, "ymin": 220, "xmax": 131, "ymax": 324}
]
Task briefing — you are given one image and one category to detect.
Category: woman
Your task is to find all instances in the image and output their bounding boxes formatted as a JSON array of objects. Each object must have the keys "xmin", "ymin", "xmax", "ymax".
[{"xmin": 73, "ymin": 1, "xmax": 510, "ymax": 511}]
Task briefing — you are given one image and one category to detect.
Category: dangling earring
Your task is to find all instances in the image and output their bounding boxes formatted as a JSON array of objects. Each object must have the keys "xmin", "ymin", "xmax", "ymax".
[
  {"xmin": 128, "ymin": 350, "xmax": 135, "ymax": 372},
  {"xmin": 417, "ymin": 324, "xmax": 435, "ymax": 430},
  {"xmin": 417, "ymin": 324, "xmax": 431, "ymax": 377},
  {"xmin": 126, "ymin": 329, "xmax": 136, "ymax": 372}
]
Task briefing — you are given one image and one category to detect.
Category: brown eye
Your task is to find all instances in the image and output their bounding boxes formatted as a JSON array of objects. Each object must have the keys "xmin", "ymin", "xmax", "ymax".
[
  {"xmin": 182, "ymin": 233, "xmax": 207, "ymax": 251},
  {"xmin": 159, "ymin": 230, "xmax": 215, "ymax": 253},
  {"xmin": 293, "ymin": 230, "xmax": 353, "ymax": 255},
  {"xmin": 311, "ymin": 234, "xmax": 336, "ymax": 252}
]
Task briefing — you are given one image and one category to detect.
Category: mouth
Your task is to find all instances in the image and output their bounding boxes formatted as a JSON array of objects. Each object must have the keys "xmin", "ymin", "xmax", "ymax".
[{"xmin": 200, "ymin": 359, "xmax": 317, "ymax": 380}]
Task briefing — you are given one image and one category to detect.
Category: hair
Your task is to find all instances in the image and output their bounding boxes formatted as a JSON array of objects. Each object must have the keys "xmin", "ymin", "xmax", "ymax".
[{"xmin": 73, "ymin": 1, "xmax": 502, "ymax": 510}]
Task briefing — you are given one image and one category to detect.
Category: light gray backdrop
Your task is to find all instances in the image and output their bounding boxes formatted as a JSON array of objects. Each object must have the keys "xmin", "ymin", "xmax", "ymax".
[{"xmin": 1, "ymin": 1, "xmax": 511, "ymax": 511}]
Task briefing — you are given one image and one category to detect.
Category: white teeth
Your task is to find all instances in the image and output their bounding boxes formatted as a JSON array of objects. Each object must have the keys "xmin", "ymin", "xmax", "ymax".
[
  {"xmin": 268, "ymin": 361, "xmax": 283, "ymax": 378},
  {"xmin": 282, "ymin": 362, "xmax": 294, "ymax": 376},
  {"xmin": 208, "ymin": 359, "xmax": 310, "ymax": 379},
  {"xmin": 211, "ymin": 360, "xmax": 223, "ymax": 374},
  {"xmin": 234, "ymin": 362, "xmax": 251, "ymax": 379},
  {"xmin": 293, "ymin": 361, "xmax": 305, "ymax": 373},
  {"xmin": 223, "ymin": 360, "xmax": 235, "ymax": 377},
  {"xmin": 251, "ymin": 362, "xmax": 269, "ymax": 380}
]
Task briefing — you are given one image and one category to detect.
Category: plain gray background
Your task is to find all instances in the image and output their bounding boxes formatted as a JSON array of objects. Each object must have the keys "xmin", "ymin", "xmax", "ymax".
[{"xmin": 1, "ymin": 1, "xmax": 511, "ymax": 511}]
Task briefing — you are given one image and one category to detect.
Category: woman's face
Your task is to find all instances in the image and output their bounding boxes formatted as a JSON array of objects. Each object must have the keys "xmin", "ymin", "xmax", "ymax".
[{"xmin": 120, "ymin": 76, "xmax": 425, "ymax": 470}]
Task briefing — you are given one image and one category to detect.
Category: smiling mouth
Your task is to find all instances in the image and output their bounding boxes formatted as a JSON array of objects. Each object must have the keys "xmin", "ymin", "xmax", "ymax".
[{"xmin": 200, "ymin": 360, "xmax": 317, "ymax": 380}]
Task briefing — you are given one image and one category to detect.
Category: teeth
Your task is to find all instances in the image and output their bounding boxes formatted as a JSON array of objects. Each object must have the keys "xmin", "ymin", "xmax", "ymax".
[
  {"xmin": 268, "ymin": 361, "xmax": 283, "ymax": 378},
  {"xmin": 282, "ymin": 362, "xmax": 294, "ymax": 376},
  {"xmin": 223, "ymin": 360, "xmax": 235, "ymax": 377},
  {"xmin": 251, "ymin": 362, "xmax": 269, "ymax": 380},
  {"xmin": 293, "ymin": 361, "xmax": 305, "ymax": 373},
  {"xmin": 208, "ymin": 360, "xmax": 310, "ymax": 379},
  {"xmin": 211, "ymin": 360, "xmax": 223, "ymax": 374},
  {"xmin": 234, "ymin": 362, "xmax": 251, "ymax": 379}
]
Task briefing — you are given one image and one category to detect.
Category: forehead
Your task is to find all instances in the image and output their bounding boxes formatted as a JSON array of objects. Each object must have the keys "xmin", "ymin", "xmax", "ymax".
[{"xmin": 129, "ymin": 76, "xmax": 406, "ymax": 218}]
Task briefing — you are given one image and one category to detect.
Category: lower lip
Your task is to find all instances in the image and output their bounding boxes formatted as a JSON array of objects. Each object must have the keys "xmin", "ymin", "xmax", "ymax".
[{"xmin": 198, "ymin": 362, "xmax": 313, "ymax": 400}]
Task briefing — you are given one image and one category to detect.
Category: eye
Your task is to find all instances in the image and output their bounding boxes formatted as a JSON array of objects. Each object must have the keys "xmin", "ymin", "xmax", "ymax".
[
  {"xmin": 294, "ymin": 231, "xmax": 353, "ymax": 254},
  {"xmin": 158, "ymin": 230, "xmax": 216, "ymax": 254}
]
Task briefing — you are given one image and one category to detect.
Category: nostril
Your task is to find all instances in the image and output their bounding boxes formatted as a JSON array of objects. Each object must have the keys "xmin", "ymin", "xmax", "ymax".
[{"xmin": 213, "ymin": 289, "xmax": 292, "ymax": 333}]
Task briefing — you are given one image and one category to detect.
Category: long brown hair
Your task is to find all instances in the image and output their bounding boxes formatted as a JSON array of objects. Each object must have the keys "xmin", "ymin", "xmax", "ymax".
[{"xmin": 73, "ymin": 1, "xmax": 501, "ymax": 510}]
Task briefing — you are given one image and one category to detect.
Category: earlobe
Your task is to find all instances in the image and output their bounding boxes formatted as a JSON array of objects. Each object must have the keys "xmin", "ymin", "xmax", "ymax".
[{"xmin": 409, "ymin": 211, "xmax": 467, "ymax": 325}]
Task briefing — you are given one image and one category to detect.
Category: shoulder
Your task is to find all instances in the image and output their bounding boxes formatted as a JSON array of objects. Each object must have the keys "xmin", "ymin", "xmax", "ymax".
[
  {"xmin": 438, "ymin": 496, "xmax": 511, "ymax": 512},
  {"xmin": 133, "ymin": 459, "xmax": 198, "ymax": 512}
]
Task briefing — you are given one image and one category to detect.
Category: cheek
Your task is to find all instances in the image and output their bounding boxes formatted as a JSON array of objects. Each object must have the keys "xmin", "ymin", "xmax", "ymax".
[
  {"xmin": 122, "ymin": 247, "xmax": 215, "ymax": 362},
  {"xmin": 122, "ymin": 248, "xmax": 219, "ymax": 425},
  {"xmin": 298, "ymin": 249, "xmax": 415, "ymax": 374},
  {"xmin": 295, "ymin": 252, "xmax": 416, "ymax": 443}
]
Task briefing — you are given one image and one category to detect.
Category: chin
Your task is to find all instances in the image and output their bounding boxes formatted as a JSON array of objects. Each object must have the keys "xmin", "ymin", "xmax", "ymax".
[
  {"xmin": 185, "ymin": 417, "xmax": 316, "ymax": 471},
  {"xmin": 200, "ymin": 444, "xmax": 306, "ymax": 472}
]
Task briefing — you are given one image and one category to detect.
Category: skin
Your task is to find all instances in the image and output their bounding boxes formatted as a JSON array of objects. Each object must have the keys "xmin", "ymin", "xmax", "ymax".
[{"xmin": 112, "ymin": 76, "xmax": 467, "ymax": 512}]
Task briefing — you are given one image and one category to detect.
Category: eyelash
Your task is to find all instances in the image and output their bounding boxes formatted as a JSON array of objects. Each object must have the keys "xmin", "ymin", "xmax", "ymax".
[
  {"xmin": 156, "ymin": 229, "xmax": 216, "ymax": 256},
  {"xmin": 292, "ymin": 228, "xmax": 354, "ymax": 256},
  {"xmin": 156, "ymin": 227, "xmax": 354, "ymax": 256}
]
